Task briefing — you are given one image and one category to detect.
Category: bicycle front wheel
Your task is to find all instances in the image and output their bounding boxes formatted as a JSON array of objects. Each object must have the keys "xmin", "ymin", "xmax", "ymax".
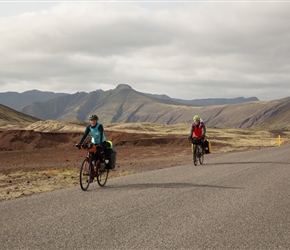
[
  {"xmin": 193, "ymin": 144, "xmax": 198, "ymax": 166},
  {"xmin": 96, "ymin": 164, "xmax": 109, "ymax": 187},
  {"xmin": 80, "ymin": 158, "xmax": 92, "ymax": 191}
]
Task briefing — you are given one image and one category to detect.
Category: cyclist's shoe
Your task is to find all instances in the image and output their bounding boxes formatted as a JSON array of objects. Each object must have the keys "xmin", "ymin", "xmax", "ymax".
[
  {"xmin": 87, "ymin": 178, "xmax": 93, "ymax": 183},
  {"xmin": 89, "ymin": 175, "xmax": 94, "ymax": 183}
]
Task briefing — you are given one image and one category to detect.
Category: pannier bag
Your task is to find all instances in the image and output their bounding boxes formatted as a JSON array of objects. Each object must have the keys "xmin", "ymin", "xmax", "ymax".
[
  {"xmin": 106, "ymin": 140, "xmax": 113, "ymax": 148},
  {"xmin": 105, "ymin": 147, "xmax": 116, "ymax": 169},
  {"xmin": 191, "ymin": 144, "xmax": 195, "ymax": 153},
  {"xmin": 204, "ymin": 139, "xmax": 212, "ymax": 154}
]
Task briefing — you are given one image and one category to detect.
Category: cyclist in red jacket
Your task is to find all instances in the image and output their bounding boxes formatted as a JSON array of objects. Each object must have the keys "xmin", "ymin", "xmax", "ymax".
[{"xmin": 188, "ymin": 115, "xmax": 206, "ymax": 160}]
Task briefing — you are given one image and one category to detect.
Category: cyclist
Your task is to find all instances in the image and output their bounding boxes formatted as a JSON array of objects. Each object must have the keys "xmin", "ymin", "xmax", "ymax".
[
  {"xmin": 76, "ymin": 114, "xmax": 108, "ymax": 165},
  {"xmin": 188, "ymin": 115, "xmax": 206, "ymax": 161}
]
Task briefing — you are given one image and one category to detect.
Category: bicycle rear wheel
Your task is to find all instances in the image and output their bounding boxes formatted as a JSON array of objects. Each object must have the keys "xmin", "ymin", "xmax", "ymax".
[
  {"xmin": 198, "ymin": 145, "xmax": 204, "ymax": 165},
  {"xmin": 80, "ymin": 158, "xmax": 92, "ymax": 191},
  {"xmin": 96, "ymin": 163, "xmax": 109, "ymax": 187}
]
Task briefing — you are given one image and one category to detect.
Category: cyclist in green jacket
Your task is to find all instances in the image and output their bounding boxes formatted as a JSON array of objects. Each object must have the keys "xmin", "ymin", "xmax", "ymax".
[{"xmin": 76, "ymin": 114, "xmax": 108, "ymax": 162}]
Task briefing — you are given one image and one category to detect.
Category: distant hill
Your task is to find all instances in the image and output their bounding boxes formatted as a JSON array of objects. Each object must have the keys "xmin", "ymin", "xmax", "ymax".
[
  {"xmin": 0, "ymin": 90, "xmax": 68, "ymax": 111},
  {"xmin": 145, "ymin": 93, "xmax": 258, "ymax": 105},
  {"xmin": 18, "ymin": 84, "xmax": 290, "ymax": 129},
  {"xmin": 0, "ymin": 104, "xmax": 40, "ymax": 129}
]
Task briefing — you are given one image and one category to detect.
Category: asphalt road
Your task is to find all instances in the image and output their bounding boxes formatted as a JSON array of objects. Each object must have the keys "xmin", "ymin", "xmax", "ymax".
[{"xmin": 1, "ymin": 145, "xmax": 289, "ymax": 250}]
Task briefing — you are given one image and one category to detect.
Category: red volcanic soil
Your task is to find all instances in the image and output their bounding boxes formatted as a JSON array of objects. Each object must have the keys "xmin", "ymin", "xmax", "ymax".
[
  {"xmin": 0, "ymin": 130, "xmax": 189, "ymax": 150},
  {"xmin": 0, "ymin": 130, "xmax": 193, "ymax": 174},
  {"xmin": 0, "ymin": 130, "xmax": 196, "ymax": 200}
]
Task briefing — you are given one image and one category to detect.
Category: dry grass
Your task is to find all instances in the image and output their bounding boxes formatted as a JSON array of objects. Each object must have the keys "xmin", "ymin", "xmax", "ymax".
[
  {"xmin": 2, "ymin": 120, "xmax": 288, "ymax": 152},
  {"xmin": 106, "ymin": 122, "xmax": 288, "ymax": 151},
  {"xmin": 0, "ymin": 168, "xmax": 136, "ymax": 200},
  {"xmin": 10, "ymin": 120, "xmax": 290, "ymax": 152}
]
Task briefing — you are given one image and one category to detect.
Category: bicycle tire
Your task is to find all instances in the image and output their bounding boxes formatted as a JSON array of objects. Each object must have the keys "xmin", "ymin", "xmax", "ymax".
[
  {"xmin": 198, "ymin": 145, "xmax": 204, "ymax": 165},
  {"xmin": 193, "ymin": 144, "xmax": 198, "ymax": 166},
  {"xmin": 96, "ymin": 163, "xmax": 109, "ymax": 187},
  {"xmin": 80, "ymin": 158, "xmax": 92, "ymax": 191}
]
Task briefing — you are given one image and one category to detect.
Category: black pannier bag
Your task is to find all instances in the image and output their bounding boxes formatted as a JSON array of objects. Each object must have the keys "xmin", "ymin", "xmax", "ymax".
[
  {"xmin": 204, "ymin": 139, "xmax": 212, "ymax": 154},
  {"xmin": 105, "ymin": 147, "xmax": 116, "ymax": 169}
]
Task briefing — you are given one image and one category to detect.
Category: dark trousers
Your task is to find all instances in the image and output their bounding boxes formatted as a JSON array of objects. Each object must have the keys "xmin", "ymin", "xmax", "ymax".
[{"xmin": 191, "ymin": 137, "xmax": 205, "ymax": 150}]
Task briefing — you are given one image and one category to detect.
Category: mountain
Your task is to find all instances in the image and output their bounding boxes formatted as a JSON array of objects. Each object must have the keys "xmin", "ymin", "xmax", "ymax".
[
  {"xmin": 0, "ymin": 90, "xmax": 68, "ymax": 111},
  {"xmin": 1, "ymin": 89, "xmax": 290, "ymax": 130},
  {"xmin": 0, "ymin": 85, "xmax": 258, "ymax": 112},
  {"xmin": 19, "ymin": 84, "xmax": 290, "ymax": 129},
  {"xmin": 22, "ymin": 84, "xmax": 183, "ymax": 122}
]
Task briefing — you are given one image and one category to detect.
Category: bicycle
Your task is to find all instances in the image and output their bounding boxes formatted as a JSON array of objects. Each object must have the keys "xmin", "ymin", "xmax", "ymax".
[
  {"xmin": 191, "ymin": 142, "xmax": 204, "ymax": 166},
  {"xmin": 76, "ymin": 142, "xmax": 109, "ymax": 191}
]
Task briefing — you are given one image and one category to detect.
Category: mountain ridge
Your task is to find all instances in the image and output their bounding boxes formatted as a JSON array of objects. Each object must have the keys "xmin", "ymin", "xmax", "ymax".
[
  {"xmin": 1, "ymin": 84, "xmax": 289, "ymax": 129},
  {"xmin": 0, "ymin": 90, "xmax": 68, "ymax": 111},
  {"xmin": 0, "ymin": 84, "xmax": 258, "ymax": 111}
]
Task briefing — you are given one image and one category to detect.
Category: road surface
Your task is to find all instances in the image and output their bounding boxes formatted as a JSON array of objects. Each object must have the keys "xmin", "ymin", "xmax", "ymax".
[{"xmin": 1, "ymin": 145, "xmax": 289, "ymax": 249}]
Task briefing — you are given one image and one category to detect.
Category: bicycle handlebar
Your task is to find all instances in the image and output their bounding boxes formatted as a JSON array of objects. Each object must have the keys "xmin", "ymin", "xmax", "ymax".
[{"xmin": 76, "ymin": 143, "xmax": 102, "ymax": 151}]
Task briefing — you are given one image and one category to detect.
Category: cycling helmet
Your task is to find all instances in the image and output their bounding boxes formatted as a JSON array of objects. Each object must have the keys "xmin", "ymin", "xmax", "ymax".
[
  {"xmin": 193, "ymin": 115, "xmax": 200, "ymax": 121},
  {"xmin": 89, "ymin": 114, "xmax": 98, "ymax": 120}
]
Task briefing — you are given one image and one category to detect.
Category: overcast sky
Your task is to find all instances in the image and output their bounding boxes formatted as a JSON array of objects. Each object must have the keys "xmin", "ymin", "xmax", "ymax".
[{"xmin": 0, "ymin": 1, "xmax": 290, "ymax": 101}]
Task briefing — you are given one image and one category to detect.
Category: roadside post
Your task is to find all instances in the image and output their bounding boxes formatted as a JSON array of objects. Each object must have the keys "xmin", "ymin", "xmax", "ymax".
[{"xmin": 278, "ymin": 135, "xmax": 281, "ymax": 146}]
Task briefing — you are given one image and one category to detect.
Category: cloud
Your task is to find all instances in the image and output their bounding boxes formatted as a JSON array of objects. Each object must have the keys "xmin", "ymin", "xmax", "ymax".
[{"xmin": 0, "ymin": 2, "xmax": 290, "ymax": 101}]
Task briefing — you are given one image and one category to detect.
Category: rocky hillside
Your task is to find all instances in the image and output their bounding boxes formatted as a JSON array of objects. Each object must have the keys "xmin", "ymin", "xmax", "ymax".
[{"xmin": 0, "ymin": 104, "xmax": 40, "ymax": 129}]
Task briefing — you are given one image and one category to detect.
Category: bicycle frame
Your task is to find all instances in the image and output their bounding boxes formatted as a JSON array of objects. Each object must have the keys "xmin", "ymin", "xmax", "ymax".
[
  {"xmin": 79, "ymin": 143, "xmax": 109, "ymax": 190},
  {"xmin": 192, "ymin": 143, "xmax": 204, "ymax": 166}
]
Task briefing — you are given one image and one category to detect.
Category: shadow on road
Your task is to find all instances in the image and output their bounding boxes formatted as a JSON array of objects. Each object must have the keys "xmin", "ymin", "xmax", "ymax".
[
  {"xmin": 206, "ymin": 161, "xmax": 290, "ymax": 166},
  {"xmin": 105, "ymin": 182, "xmax": 244, "ymax": 190}
]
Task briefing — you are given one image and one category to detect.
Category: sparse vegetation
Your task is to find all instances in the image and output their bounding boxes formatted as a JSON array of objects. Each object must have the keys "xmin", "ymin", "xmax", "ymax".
[{"xmin": 1, "ymin": 120, "xmax": 289, "ymax": 201}]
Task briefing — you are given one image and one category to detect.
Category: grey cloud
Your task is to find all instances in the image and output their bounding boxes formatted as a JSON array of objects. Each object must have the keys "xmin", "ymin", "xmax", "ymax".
[{"xmin": 0, "ymin": 2, "xmax": 290, "ymax": 101}]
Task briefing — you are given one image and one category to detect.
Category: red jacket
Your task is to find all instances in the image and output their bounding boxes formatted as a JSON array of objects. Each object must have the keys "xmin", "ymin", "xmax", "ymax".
[{"xmin": 190, "ymin": 122, "xmax": 206, "ymax": 138}]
